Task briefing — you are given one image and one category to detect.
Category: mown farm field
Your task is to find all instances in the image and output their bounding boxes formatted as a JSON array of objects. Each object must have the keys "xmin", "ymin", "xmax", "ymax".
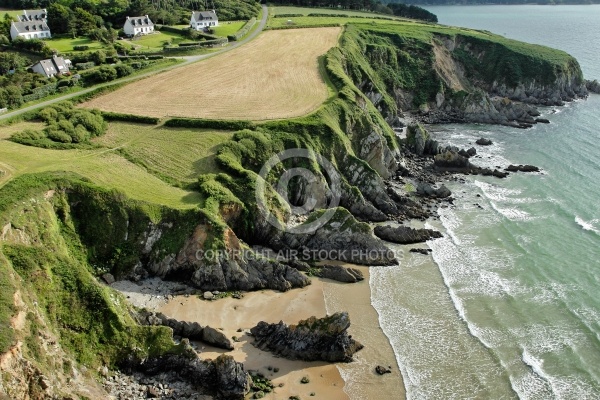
[
  {"xmin": 81, "ymin": 27, "xmax": 341, "ymax": 120},
  {"xmin": 0, "ymin": 121, "xmax": 234, "ymax": 208}
]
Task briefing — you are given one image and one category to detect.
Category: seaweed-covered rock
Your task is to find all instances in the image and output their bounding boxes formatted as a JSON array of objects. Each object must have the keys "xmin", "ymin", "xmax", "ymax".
[
  {"xmin": 250, "ymin": 312, "xmax": 363, "ymax": 362},
  {"xmin": 406, "ymin": 123, "xmax": 430, "ymax": 156}
]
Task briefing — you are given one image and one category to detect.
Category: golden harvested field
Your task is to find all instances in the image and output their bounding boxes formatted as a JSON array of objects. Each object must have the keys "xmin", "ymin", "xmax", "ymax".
[{"xmin": 82, "ymin": 27, "xmax": 341, "ymax": 120}]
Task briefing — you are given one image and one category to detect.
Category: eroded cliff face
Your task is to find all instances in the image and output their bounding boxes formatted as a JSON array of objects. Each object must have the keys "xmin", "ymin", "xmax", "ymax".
[{"xmin": 347, "ymin": 25, "xmax": 588, "ymax": 127}]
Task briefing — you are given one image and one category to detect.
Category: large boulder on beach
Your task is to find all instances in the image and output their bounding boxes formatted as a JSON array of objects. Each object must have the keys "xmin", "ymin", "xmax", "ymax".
[
  {"xmin": 374, "ymin": 225, "xmax": 442, "ymax": 245},
  {"xmin": 202, "ymin": 326, "xmax": 234, "ymax": 350},
  {"xmin": 250, "ymin": 312, "xmax": 363, "ymax": 362},
  {"xmin": 316, "ymin": 265, "xmax": 364, "ymax": 283}
]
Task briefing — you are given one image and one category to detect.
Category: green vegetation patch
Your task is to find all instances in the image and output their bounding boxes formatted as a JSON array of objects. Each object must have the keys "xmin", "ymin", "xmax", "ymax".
[{"xmin": 10, "ymin": 101, "xmax": 107, "ymax": 149}]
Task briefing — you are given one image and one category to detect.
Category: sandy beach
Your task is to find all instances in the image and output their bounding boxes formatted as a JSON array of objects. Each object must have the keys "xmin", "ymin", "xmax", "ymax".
[{"xmin": 147, "ymin": 266, "xmax": 407, "ymax": 400}]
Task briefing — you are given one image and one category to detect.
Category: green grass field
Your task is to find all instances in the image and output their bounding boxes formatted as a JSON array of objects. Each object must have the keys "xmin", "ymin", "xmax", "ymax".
[
  {"xmin": 271, "ymin": 6, "xmax": 400, "ymax": 19},
  {"xmin": 46, "ymin": 37, "xmax": 105, "ymax": 52},
  {"xmin": 94, "ymin": 122, "xmax": 233, "ymax": 188},
  {"xmin": 0, "ymin": 8, "xmax": 21, "ymax": 20},
  {"xmin": 0, "ymin": 121, "xmax": 225, "ymax": 208},
  {"xmin": 123, "ymin": 31, "xmax": 188, "ymax": 51},
  {"xmin": 212, "ymin": 21, "xmax": 246, "ymax": 37}
]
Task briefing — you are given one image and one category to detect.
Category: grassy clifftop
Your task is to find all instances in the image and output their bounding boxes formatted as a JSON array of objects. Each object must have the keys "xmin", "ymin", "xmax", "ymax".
[{"xmin": 336, "ymin": 21, "xmax": 583, "ymax": 114}]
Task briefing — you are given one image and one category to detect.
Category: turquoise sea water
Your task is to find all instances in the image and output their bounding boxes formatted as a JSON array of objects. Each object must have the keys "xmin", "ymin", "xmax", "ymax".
[{"xmin": 371, "ymin": 6, "xmax": 600, "ymax": 399}]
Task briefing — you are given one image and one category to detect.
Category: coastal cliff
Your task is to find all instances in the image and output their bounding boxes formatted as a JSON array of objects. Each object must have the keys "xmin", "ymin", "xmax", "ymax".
[
  {"xmin": 0, "ymin": 21, "xmax": 590, "ymax": 400},
  {"xmin": 343, "ymin": 24, "xmax": 587, "ymax": 127}
]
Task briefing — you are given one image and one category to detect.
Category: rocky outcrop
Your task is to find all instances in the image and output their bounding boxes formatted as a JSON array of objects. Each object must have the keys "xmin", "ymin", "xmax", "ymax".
[
  {"xmin": 476, "ymin": 138, "xmax": 493, "ymax": 146},
  {"xmin": 406, "ymin": 124, "xmax": 430, "ymax": 156},
  {"xmin": 315, "ymin": 265, "xmax": 364, "ymax": 283},
  {"xmin": 136, "ymin": 311, "xmax": 234, "ymax": 350},
  {"xmin": 122, "ymin": 353, "xmax": 251, "ymax": 400},
  {"xmin": 505, "ymin": 164, "xmax": 540, "ymax": 173},
  {"xmin": 586, "ymin": 79, "xmax": 600, "ymax": 94},
  {"xmin": 260, "ymin": 208, "xmax": 397, "ymax": 266},
  {"xmin": 250, "ymin": 312, "xmax": 363, "ymax": 362},
  {"xmin": 416, "ymin": 182, "xmax": 452, "ymax": 198},
  {"xmin": 149, "ymin": 225, "xmax": 310, "ymax": 293},
  {"xmin": 374, "ymin": 225, "xmax": 442, "ymax": 244}
]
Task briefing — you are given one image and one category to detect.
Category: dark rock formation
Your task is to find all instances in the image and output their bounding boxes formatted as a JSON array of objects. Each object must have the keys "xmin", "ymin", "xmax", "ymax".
[
  {"xmin": 374, "ymin": 225, "xmax": 442, "ymax": 245},
  {"xmin": 586, "ymin": 79, "xmax": 600, "ymax": 94},
  {"xmin": 416, "ymin": 182, "xmax": 452, "ymax": 198},
  {"xmin": 316, "ymin": 265, "xmax": 364, "ymax": 283},
  {"xmin": 250, "ymin": 312, "xmax": 363, "ymax": 363},
  {"xmin": 476, "ymin": 138, "xmax": 493, "ymax": 146},
  {"xmin": 409, "ymin": 248, "xmax": 432, "ymax": 255},
  {"xmin": 406, "ymin": 123, "xmax": 430, "ymax": 156},
  {"xmin": 149, "ymin": 224, "xmax": 311, "ymax": 292},
  {"xmin": 505, "ymin": 164, "xmax": 540, "ymax": 173},
  {"xmin": 535, "ymin": 118, "xmax": 550, "ymax": 124},
  {"xmin": 434, "ymin": 151, "xmax": 471, "ymax": 169},
  {"xmin": 375, "ymin": 365, "xmax": 392, "ymax": 375},
  {"xmin": 121, "ymin": 353, "xmax": 251, "ymax": 400},
  {"xmin": 136, "ymin": 311, "xmax": 234, "ymax": 350},
  {"xmin": 262, "ymin": 208, "xmax": 397, "ymax": 266}
]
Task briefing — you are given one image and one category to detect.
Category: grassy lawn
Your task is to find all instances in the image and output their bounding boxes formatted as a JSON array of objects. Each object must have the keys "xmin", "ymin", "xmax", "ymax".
[
  {"xmin": 0, "ymin": 8, "xmax": 21, "ymax": 20},
  {"xmin": 94, "ymin": 122, "xmax": 233, "ymax": 187},
  {"xmin": 271, "ymin": 6, "xmax": 400, "ymax": 19},
  {"xmin": 212, "ymin": 21, "xmax": 246, "ymax": 37},
  {"xmin": 46, "ymin": 37, "xmax": 106, "ymax": 53},
  {"xmin": 0, "ymin": 121, "xmax": 204, "ymax": 208},
  {"xmin": 123, "ymin": 31, "xmax": 188, "ymax": 52}
]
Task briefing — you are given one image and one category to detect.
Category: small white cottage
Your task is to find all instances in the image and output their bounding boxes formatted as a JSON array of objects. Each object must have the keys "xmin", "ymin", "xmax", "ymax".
[
  {"xmin": 190, "ymin": 10, "xmax": 219, "ymax": 31},
  {"xmin": 123, "ymin": 15, "xmax": 154, "ymax": 37}
]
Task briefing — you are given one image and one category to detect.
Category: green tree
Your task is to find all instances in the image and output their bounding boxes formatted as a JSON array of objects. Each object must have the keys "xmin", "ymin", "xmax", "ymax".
[
  {"xmin": 0, "ymin": 13, "xmax": 13, "ymax": 38},
  {"xmin": 74, "ymin": 8, "xmax": 98, "ymax": 37},
  {"xmin": 47, "ymin": 3, "xmax": 72, "ymax": 35},
  {"xmin": 0, "ymin": 52, "xmax": 30, "ymax": 75}
]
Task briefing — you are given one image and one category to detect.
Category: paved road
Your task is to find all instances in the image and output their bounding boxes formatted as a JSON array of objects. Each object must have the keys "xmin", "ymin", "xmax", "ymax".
[{"xmin": 0, "ymin": 5, "xmax": 269, "ymax": 121}]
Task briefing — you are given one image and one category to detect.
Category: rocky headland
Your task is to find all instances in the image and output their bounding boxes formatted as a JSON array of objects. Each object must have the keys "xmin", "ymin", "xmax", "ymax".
[{"xmin": 0, "ymin": 18, "xmax": 594, "ymax": 400}]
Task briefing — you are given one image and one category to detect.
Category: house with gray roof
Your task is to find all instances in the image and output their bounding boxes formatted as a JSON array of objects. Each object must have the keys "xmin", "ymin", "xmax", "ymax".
[
  {"xmin": 31, "ymin": 55, "xmax": 71, "ymax": 78},
  {"xmin": 123, "ymin": 15, "xmax": 154, "ymax": 37},
  {"xmin": 190, "ymin": 10, "xmax": 219, "ymax": 31},
  {"xmin": 18, "ymin": 9, "xmax": 48, "ymax": 22},
  {"xmin": 10, "ymin": 20, "xmax": 51, "ymax": 41}
]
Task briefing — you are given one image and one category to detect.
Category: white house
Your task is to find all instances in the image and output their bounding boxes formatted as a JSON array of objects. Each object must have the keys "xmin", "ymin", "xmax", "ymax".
[
  {"xmin": 123, "ymin": 15, "xmax": 154, "ymax": 37},
  {"xmin": 10, "ymin": 21, "xmax": 51, "ymax": 41},
  {"xmin": 31, "ymin": 55, "xmax": 71, "ymax": 78},
  {"xmin": 190, "ymin": 10, "xmax": 218, "ymax": 31}
]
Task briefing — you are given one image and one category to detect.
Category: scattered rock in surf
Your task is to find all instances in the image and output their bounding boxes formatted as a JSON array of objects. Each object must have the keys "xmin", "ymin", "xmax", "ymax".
[
  {"xmin": 505, "ymin": 164, "xmax": 540, "ymax": 173},
  {"xmin": 476, "ymin": 138, "xmax": 493, "ymax": 146},
  {"xmin": 535, "ymin": 118, "xmax": 550, "ymax": 124},
  {"xmin": 375, "ymin": 365, "xmax": 392, "ymax": 375},
  {"xmin": 409, "ymin": 248, "xmax": 432, "ymax": 255}
]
